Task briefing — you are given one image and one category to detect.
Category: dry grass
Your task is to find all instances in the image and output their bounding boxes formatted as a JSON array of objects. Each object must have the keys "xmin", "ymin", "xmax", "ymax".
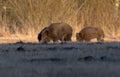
[{"xmin": 0, "ymin": 0, "xmax": 120, "ymax": 43}]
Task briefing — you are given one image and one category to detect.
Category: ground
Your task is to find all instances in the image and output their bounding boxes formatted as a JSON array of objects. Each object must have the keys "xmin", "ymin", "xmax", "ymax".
[{"xmin": 0, "ymin": 41, "xmax": 120, "ymax": 77}]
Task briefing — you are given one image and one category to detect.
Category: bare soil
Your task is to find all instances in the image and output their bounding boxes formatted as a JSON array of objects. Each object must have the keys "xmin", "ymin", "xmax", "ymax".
[{"xmin": 0, "ymin": 41, "xmax": 120, "ymax": 77}]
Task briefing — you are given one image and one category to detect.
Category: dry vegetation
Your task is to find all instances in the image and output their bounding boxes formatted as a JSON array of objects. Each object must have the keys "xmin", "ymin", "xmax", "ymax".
[{"xmin": 0, "ymin": 0, "xmax": 120, "ymax": 43}]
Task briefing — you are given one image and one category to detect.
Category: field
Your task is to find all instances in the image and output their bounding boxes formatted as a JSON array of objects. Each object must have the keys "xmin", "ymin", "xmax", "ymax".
[
  {"xmin": 0, "ymin": 40, "xmax": 120, "ymax": 77},
  {"xmin": 0, "ymin": 0, "xmax": 120, "ymax": 77}
]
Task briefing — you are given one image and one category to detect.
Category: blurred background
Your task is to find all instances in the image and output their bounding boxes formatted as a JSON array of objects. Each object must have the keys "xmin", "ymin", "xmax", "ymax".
[{"xmin": 0, "ymin": 0, "xmax": 120, "ymax": 42}]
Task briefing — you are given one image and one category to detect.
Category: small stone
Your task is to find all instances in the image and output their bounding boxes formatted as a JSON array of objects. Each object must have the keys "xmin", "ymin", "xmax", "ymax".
[{"xmin": 17, "ymin": 46, "xmax": 25, "ymax": 51}]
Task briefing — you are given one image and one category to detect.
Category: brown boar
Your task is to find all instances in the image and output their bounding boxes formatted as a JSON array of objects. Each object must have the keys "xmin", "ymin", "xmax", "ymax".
[
  {"xmin": 76, "ymin": 26, "xmax": 104, "ymax": 42},
  {"xmin": 39, "ymin": 22, "xmax": 73, "ymax": 42}
]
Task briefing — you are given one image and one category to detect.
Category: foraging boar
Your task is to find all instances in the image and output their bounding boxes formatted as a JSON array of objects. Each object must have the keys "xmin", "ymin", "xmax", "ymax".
[
  {"xmin": 38, "ymin": 22, "xmax": 73, "ymax": 42},
  {"xmin": 76, "ymin": 26, "xmax": 104, "ymax": 42}
]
